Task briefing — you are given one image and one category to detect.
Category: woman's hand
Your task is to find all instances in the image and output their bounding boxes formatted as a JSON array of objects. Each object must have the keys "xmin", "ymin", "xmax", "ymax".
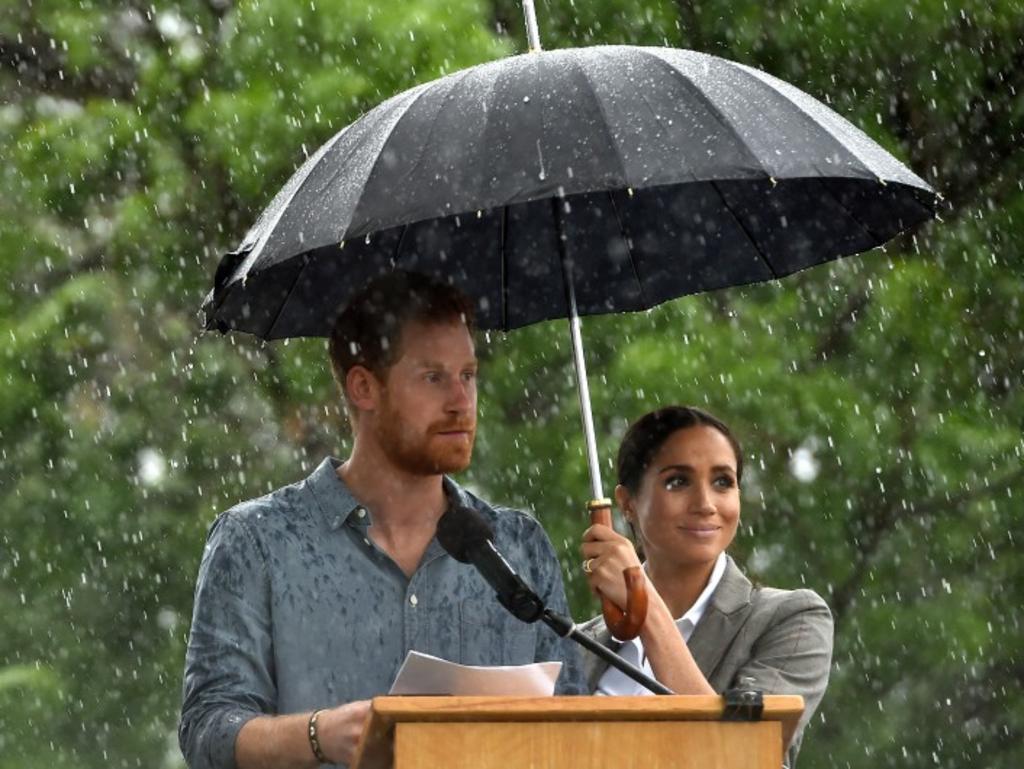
[{"xmin": 580, "ymin": 523, "xmax": 644, "ymax": 610}]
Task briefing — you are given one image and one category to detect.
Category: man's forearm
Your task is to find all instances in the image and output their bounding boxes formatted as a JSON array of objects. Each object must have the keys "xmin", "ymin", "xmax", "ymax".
[
  {"xmin": 234, "ymin": 699, "xmax": 372, "ymax": 769},
  {"xmin": 236, "ymin": 713, "xmax": 319, "ymax": 769}
]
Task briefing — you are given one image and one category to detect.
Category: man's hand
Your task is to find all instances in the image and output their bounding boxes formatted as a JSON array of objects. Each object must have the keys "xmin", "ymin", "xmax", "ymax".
[
  {"xmin": 316, "ymin": 699, "xmax": 373, "ymax": 766},
  {"xmin": 235, "ymin": 699, "xmax": 373, "ymax": 769}
]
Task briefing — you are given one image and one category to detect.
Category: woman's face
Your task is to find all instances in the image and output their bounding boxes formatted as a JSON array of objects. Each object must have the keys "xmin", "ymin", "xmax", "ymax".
[{"xmin": 621, "ymin": 425, "xmax": 741, "ymax": 571}]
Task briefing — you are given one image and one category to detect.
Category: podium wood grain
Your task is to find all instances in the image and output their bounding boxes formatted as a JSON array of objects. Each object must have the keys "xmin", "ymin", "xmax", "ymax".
[
  {"xmin": 396, "ymin": 721, "xmax": 780, "ymax": 769},
  {"xmin": 353, "ymin": 695, "xmax": 803, "ymax": 769}
]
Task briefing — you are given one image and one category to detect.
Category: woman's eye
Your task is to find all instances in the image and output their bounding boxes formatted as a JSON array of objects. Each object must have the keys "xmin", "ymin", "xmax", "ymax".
[
  {"xmin": 664, "ymin": 475, "xmax": 688, "ymax": 490},
  {"xmin": 714, "ymin": 475, "xmax": 736, "ymax": 489}
]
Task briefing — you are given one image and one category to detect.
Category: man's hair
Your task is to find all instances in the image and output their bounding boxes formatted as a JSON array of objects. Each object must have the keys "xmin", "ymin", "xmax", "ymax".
[{"xmin": 328, "ymin": 271, "xmax": 475, "ymax": 392}]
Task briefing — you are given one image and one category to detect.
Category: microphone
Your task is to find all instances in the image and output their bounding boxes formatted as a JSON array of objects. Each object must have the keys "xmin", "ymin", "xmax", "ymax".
[
  {"xmin": 436, "ymin": 501, "xmax": 673, "ymax": 695},
  {"xmin": 436, "ymin": 504, "xmax": 545, "ymax": 623}
]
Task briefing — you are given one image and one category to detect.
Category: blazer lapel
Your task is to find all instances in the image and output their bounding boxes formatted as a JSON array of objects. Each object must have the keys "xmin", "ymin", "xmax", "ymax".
[
  {"xmin": 686, "ymin": 556, "xmax": 754, "ymax": 680},
  {"xmin": 579, "ymin": 616, "xmax": 623, "ymax": 693},
  {"xmin": 583, "ymin": 556, "xmax": 753, "ymax": 692}
]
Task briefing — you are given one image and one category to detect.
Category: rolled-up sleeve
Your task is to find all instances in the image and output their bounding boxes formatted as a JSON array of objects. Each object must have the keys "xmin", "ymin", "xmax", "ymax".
[{"xmin": 179, "ymin": 511, "xmax": 276, "ymax": 769}]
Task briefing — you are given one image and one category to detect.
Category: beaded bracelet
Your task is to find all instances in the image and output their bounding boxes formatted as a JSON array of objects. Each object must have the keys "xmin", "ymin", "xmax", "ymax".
[{"xmin": 308, "ymin": 709, "xmax": 329, "ymax": 764}]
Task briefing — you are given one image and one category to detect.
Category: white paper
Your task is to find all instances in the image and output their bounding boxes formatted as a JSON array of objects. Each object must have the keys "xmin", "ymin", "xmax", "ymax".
[{"xmin": 388, "ymin": 650, "xmax": 561, "ymax": 696}]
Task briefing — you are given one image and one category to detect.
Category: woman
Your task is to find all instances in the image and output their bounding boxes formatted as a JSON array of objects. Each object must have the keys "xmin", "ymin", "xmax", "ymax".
[{"xmin": 580, "ymin": 406, "xmax": 833, "ymax": 769}]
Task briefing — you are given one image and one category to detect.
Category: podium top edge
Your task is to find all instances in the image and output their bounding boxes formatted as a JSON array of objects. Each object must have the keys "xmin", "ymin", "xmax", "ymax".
[{"xmin": 369, "ymin": 694, "xmax": 804, "ymax": 722}]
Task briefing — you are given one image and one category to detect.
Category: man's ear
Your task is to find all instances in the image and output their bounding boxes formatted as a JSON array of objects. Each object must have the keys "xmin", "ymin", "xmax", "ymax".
[{"xmin": 345, "ymin": 365, "xmax": 382, "ymax": 413}]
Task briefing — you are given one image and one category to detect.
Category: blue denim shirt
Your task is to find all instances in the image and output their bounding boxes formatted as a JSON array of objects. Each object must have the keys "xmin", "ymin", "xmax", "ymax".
[{"xmin": 179, "ymin": 457, "xmax": 585, "ymax": 769}]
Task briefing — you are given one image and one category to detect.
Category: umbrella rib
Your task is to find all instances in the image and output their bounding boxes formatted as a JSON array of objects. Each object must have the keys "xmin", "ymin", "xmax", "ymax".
[
  {"xmin": 606, "ymin": 191, "xmax": 650, "ymax": 310},
  {"xmin": 710, "ymin": 180, "xmax": 781, "ymax": 280},
  {"xmin": 500, "ymin": 205, "xmax": 510, "ymax": 332},
  {"xmin": 263, "ymin": 254, "xmax": 312, "ymax": 339},
  {"xmin": 391, "ymin": 224, "xmax": 409, "ymax": 268},
  {"xmin": 813, "ymin": 177, "xmax": 888, "ymax": 244}
]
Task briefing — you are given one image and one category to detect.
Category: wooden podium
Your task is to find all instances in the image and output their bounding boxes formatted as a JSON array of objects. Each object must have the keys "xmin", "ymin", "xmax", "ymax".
[{"xmin": 352, "ymin": 695, "xmax": 803, "ymax": 769}]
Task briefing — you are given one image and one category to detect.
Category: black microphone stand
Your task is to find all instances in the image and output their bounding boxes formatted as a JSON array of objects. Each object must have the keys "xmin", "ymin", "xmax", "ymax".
[
  {"xmin": 437, "ymin": 504, "xmax": 673, "ymax": 696},
  {"xmin": 497, "ymin": 586, "xmax": 672, "ymax": 695},
  {"xmin": 539, "ymin": 608, "xmax": 673, "ymax": 696}
]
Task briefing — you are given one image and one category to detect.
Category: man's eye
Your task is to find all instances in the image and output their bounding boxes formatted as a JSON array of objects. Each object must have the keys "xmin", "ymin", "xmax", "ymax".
[
  {"xmin": 462, "ymin": 370, "xmax": 477, "ymax": 382},
  {"xmin": 425, "ymin": 373, "xmax": 442, "ymax": 383}
]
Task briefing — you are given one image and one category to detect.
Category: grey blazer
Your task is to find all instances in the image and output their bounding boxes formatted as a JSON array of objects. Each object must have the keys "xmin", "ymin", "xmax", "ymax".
[{"xmin": 579, "ymin": 556, "xmax": 833, "ymax": 769}]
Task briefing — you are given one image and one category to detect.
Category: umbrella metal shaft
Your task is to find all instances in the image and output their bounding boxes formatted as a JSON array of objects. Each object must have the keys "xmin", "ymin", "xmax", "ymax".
[
  {"xmin": 553, "ymin": 199, "xmax": 605, "ymax": 502},
  {"xmin": 522, "ymin": 0, "xmax": 543, "ymax": 52},
  {"xmin": 567, "ymin": 301, "xmax": 605, "ymax": 502}
]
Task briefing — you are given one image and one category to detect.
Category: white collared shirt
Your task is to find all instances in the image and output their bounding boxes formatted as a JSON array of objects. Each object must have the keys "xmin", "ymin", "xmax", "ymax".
[{"xmin": 595, "ymin": 552, "xmax": 728, "ymax": 695}]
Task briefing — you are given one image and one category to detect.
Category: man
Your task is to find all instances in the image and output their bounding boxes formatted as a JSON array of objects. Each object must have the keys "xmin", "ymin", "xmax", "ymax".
[{"xmin": 179, "ymin": 271, "xmax": 585, "ymax": 769}]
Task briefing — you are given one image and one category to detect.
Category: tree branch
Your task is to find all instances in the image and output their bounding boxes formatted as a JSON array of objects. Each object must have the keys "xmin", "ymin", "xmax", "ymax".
[
  {"xmin": 674, "ymin": 1, "xmax": 705, "ymax": 50},
  {"xmin": 830, "ymin": 464, "xmax": 1024, "ymax": 620},
  {"xmin": 0, "ymin": 33, "xmax": 137, "ymax": 101}
]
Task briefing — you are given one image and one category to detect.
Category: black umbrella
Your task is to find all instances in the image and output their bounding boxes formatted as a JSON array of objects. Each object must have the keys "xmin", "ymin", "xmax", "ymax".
[
  {"xmin": 200, "ymin": 29, "xmax": 935, "ymax": 637},
  {"xmin": 201, "ymin": 42, "xmax": 934, "ymax": 489}
]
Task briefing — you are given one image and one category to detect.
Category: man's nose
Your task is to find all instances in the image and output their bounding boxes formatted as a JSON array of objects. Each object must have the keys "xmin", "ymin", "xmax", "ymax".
[{"xmin": 446, "ymin": 378, "xmax": 474, "ymax": 412}]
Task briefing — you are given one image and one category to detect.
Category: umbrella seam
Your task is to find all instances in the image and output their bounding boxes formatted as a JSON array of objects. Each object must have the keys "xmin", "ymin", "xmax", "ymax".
[
  {"xmin": 572, "ymin": 52, "xmax": 632, "ymax": 186},
  {"xmin": 387, "ymin": 67, "xmax": 481, "ymax": 194},
  {"xmin": 634, "ymin": 48, "xmax": 771, "ymax": 179},
  {"xmin": 732, "ymin": 65, "xmax": 883, "ymax": 185},
  {"xmin": 730, "ymin": 61, "xmax": 890, "ymax": 182},
  {"xmin": 341, "ymin": 80, "xmax": 443, "ymax": 234},
  {"xmin": 709, "ymin": 180, "xmax": 781, "ymax": 280},
  {"xmin": 235, "ymin": 123, "xmax": 357, "ymax": 282},
  {"xmin": 533, "ymin": 57, "xmax": 571, "ymax": 321},
  {"xmin": 605, "ymin": 191, "xmax": 650, "ymax": 310}
]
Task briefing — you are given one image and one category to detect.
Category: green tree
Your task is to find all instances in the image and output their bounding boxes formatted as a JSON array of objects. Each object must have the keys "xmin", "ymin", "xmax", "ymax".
[{"xmin": 2, "ymin": 1, "xmax": 1021, "ymax": 768}]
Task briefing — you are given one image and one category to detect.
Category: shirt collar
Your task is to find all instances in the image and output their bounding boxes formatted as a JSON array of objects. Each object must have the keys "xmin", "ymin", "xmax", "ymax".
[
  {"xmin": 678, "ymin": 551, "xmax": 729, "ymax": 631},
  {"xmin": 616, "ymin": 551, "xmax": 729, "ymax": 650},
  {"xmin": 304, "ymin": 456, "xmax": 477, "ymax": 531},
  {"xmin": 306, "ymin": 457, "xmax": 364, "ymax": 530}
]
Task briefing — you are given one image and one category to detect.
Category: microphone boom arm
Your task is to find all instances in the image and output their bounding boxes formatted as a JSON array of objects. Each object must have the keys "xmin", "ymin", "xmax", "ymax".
[{"xmin": 540, "ymin": 608, "xmax": 673, "ymax": 696}]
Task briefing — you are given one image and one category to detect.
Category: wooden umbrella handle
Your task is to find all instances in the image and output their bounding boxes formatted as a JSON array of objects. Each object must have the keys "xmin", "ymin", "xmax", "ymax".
[{"xmin": 588, "ymin": 499, "xmax": 648, "ymax": 640}]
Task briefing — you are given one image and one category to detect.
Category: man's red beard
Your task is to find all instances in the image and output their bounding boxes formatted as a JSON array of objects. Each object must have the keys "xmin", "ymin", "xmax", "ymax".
[{"xmin": 376, "ymin": 401, "xmax": 476, "ymax": 476}]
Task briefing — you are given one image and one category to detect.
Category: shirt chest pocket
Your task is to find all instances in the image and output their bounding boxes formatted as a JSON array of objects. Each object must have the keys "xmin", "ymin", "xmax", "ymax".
[{"xmin": 459, "ymin": 598, "xmax": 537, "ymax": 666}]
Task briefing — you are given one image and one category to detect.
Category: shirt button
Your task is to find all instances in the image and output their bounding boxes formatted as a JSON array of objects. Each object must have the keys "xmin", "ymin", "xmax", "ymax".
[
  {"xmin": 355, "ymin": 507, "xmax": 366, "ymax": 519},
  {"xmin": 409, "ymin": 594, "xmax": 418, "ymax": 606},
  {"xmin": 363, "ymin": 537, "xmax": 371, "ymax": 547}
]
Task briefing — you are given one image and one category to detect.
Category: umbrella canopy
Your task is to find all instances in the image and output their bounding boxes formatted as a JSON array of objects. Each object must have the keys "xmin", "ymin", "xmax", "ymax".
[{"xmin": 201, "ymin": 45, "xmax": 936, "ymax": 339}]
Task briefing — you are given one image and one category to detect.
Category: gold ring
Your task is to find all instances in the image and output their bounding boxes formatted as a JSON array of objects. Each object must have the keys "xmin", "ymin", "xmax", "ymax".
[{"xmin": 582, "ymin": 558, "xmax": 595, "ymax": 574}]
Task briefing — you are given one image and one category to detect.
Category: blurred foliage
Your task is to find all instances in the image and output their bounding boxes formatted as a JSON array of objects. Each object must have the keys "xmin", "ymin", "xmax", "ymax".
[{"xmin": 1, "ymin": 1, "xmax": 1021, "ymax": 768}]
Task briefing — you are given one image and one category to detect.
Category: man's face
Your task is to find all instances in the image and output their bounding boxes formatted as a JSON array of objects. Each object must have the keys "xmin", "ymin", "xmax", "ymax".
[{"xmin": 373, "ymin": 319, "xmax": 478, "ymax": 475}]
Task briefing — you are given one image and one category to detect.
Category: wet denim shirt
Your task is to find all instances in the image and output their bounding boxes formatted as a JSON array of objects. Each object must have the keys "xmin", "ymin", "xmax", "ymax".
[{"xmin": 179, "ymin": 457, "xmax": 585, "ymax": 769}]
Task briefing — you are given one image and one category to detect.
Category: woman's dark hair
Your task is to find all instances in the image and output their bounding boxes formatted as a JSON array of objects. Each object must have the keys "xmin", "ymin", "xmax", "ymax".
[{"xmin": 616, "ymin": 406, "xmax": 743, "ymax": 493}]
